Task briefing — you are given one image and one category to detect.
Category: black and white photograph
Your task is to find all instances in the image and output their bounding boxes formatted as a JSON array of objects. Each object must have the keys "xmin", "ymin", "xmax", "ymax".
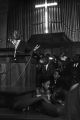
[{"xmin": 0, "ymin": 0, "xmax": 80, "ymax": 120}]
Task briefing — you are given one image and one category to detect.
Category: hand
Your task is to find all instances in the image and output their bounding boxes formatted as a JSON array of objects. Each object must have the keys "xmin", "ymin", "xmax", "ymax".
[{"xmin": 34, "ymin": 44, "xmax": 40, "ymax": 51}]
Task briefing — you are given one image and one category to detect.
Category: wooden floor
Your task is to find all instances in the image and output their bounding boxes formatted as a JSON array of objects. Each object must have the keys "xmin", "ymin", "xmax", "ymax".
[{"xmin": 0, "ymin": 108, "xmax": 64, "ymax": 120}]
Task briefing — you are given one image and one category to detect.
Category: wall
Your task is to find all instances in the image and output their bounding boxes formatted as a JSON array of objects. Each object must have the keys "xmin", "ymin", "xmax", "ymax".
[{"xmin": 0, "ymin": 0, "xmax": 8, "ymax": 48}]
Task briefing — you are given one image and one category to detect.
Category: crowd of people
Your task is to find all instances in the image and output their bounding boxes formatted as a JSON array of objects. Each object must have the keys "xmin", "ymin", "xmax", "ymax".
[{"xmin": 34, "ymin": 49, "xmax": 80, "ymax": 118}]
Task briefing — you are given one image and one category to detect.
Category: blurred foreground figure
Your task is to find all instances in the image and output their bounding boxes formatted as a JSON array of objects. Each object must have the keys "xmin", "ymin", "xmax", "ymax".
[
  {"xmin": 35, "ymin": 78, "xmax": 65, "ymax": 117},
  {"xmin": 65, "ymin": 82, "xmax": 80, "ymax": 120}
]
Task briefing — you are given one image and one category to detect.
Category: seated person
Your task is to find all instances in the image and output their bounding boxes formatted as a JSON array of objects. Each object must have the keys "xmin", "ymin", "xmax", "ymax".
[
  {"xmin": 36, "ymin": 79, "xmax": 51, "ymax": 102},
  {"xmin": 49, "ymin": 70, "xmax": 68, "ymax": 104},
  {"xmin": 35, "ymin": 78, "xmax": 65, "ymax": 117}
]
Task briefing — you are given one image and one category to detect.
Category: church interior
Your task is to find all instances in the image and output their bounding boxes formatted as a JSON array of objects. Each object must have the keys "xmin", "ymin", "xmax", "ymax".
[{"xmin": 0, "ymin": 0, "xmax": 80, "ymax": 119}]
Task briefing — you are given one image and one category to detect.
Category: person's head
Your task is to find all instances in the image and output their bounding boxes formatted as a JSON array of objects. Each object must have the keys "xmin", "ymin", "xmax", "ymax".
[
  {"xmin": 13, "ymin": 30, "xmax": 20, "ymax": 40},
  {"xmin": 53, "ymin": 70, "xmax": 60, "ymax": 79},
  {"xmin": 42, "ymin": 80, "xmax": 50, "ymax": 90}
]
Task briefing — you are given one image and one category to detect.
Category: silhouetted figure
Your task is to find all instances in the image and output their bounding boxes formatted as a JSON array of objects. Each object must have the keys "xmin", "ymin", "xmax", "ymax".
[{"xmin": 65, "ymin": 83, "xmax": 80, "ymax": 120}]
